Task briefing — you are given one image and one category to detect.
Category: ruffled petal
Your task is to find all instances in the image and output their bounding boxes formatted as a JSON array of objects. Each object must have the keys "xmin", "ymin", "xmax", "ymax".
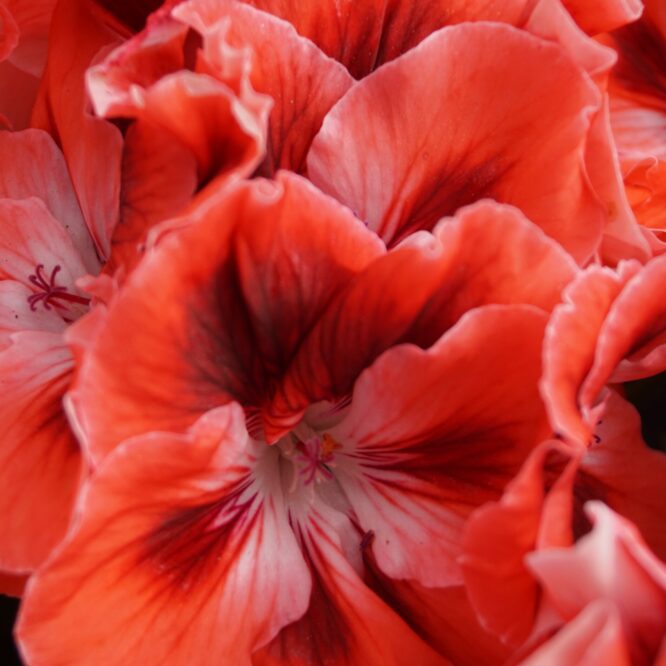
[
  {"xmin": 584, "ymin": 98, "xmax": 652, "ymax": 264},
  {"xmin": 174, "ymin": 0, "xmax": 353, "ymax": 175},
  {"xmin": 87, "ymin": 3, "xmax": 271, "ymax": 190},
  {"xmin": 272, "ymin": 201, "xmax": 576, "ymax": 429},
  {"xmin": 0, "ymin": 332, "xmax": 81, "ymax": 573},
  {"xmin": 581, "ymin": 253, "xmax": 666, "ymax": 394},
  {"xmin": 17, "ymin": 404, "xmax": 311, "ymax": 666},
  {"xmin": 308, "ymin": 23, "xmax": 604, "ymax": 261},
  {"xmin": 330, "ymin": 306, "xmax": 550, "ymax": 589},
  {"xmin": 107, "ymin": 120, "xmax": 198, "ymax": 273},
  {"xmin": 70, "ymin": 174, "xmax": 384, "ymax": 461},
  {"xmin": 540, "ymin": 262, "xmax": 641, "ymax": 445}
]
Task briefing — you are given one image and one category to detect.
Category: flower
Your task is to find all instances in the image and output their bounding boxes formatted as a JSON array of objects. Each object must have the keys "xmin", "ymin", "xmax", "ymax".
[{"xmin": 17, "ymin": 173, "xmax": 579, "ymax": 663}]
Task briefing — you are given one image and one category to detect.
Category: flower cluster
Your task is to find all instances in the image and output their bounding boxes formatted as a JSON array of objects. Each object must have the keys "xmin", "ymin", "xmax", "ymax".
[{"xmin": 1, "ymin": 0, "xmax": 665, "ymax": 664}]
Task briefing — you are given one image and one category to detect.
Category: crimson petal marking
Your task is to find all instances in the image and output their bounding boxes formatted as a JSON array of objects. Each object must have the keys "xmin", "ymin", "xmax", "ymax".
[{"xmin": 255, "ymin": 501, "xmax": 447, "ymax": 665}]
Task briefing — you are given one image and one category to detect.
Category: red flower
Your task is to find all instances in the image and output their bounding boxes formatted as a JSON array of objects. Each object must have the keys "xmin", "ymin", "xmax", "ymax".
[{"xmin": 16, "ymin": 173, "xmax": 580, "ymax": 663}]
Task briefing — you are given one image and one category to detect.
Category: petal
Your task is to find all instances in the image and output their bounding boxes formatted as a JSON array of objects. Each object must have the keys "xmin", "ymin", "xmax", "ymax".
[
  {"xmin": 88, "ymin": 4, "xmax": 271, "ymax": 189},
  {"xmin": 107, "ymin": 119, "xmax": 198, "ymax": 273},
  {"xmin": 330, "ymin": 306, "xmax": 551, "ymax": 588},
  {"xmin": 360, "ymin": 578, "xmax": 510, "ymax": 666},
  {"xmin": 520, "ymin": 601, "xmax": 632, "ymax": 666},
  {"xmin": 70, "ymin": 173, "xmax": 384, "ymax": 461},
  {"xmin": 3, "ymin": 0, "xmax": 56, "ymax": 75},
  {"xmin": 17, "ymin": 404, "xmax": 311, "ymax": 666},
  {"xmin": 0, "ymin": 129, "xmax": 98, "ymax": 272},
  {"xmin": 527, "ymin": 502, "xmax": 666, "ymax": 663},
  {"xmin": 461, "ymin": 442, "xmax": 577, "ymax": 647},
  {"xmin": 561, "ymin": 0, "xmax": 643, "ymax": 34},
  {"xmin": 31, "ymin": 0, "xmax": 124, "ymax": 259},
  {"xmin": 308, "ymin": 23, "xmax": 604, "ymax": 261},
  {"xmin": 174, "ymin": 0, "xmax": 353, "ymax": 174},
  {"xmin": 0, "ymin": 281, "xmax": 65, "ymax": 343},
  {"xmin": 238, "ymin": 0, "xmax": 530, "ymax": 78},
  {"xmin": 581, "ymin": 254, "xmax": 666, "ymax": 400},
  {"xmin": 0, "ymin": 332, "xmax": 82, "ymax": 572},
  {"xmin": 584, "ymin": 98, "xmax": 652, "ymax": 265},
  {"xmin": 272, "ymin": 201, "xmax": 576, "ymax": 429},
  {"xmin": 540, "ymin": 261, "xmax": 642, "ymax": 445},
  {"xmin": 0, "ymin": 60, "xmax": 39, "ymax": 130},
  {"xmin": 0, "ymin": 199, "xmax": 89, "ymax": 294},
  {"xmin": 623, "ymin": 158, "xmax": 666, "ymax": 238},
  {"xmin": 579, "ymin": 391, "xmax": 666, "ymax": 560},
  {"xmin": 137, "ymin": 70, "xmax": 267, "ymax": 184},
  {"xmin": 255, "ymin": 502, "xmax": 446, "ymax": 666},
  {"xmin": 525, "ymin": 0, "xmax": 617, "ymax": 81}
]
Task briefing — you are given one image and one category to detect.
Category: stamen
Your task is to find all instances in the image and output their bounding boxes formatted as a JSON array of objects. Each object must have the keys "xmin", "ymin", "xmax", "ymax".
[
  {"xmin": 296, "ymin": 435, "xmax": 338, "ymax": 486},
  {"xmin": 27, "ymin": 264, "xmax": 90, "ymax": 314}
]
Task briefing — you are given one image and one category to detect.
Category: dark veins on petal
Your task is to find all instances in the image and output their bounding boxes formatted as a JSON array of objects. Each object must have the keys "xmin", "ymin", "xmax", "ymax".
[
  {"xmin": 140, "ymin": 480, "xmax": 258, "ymax": 594},
  {"xmin": 391, "ymin": 156, "xmax": 515, "ymax": 246},
  {"xmin": 257, "ymin": 524, "xmax": 352, "ymax": 665}
]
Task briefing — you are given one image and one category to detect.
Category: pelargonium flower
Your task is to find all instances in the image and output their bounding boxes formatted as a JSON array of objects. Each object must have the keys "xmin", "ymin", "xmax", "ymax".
[
  {"xmin": 541, "ymin": 253, "xmax": 666, "ymax": 445},
  {"xmin": 17, "ymin": 173, "xmax": 581, "ymax": 663}
]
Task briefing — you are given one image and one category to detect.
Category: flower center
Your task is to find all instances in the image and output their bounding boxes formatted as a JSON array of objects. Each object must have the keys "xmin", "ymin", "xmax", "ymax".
[
  {"xmin": 27, "ymin": 263, "xmax": 90, "ymax": 320},
  {"xmin": 274, "ymin": 424, "xmax": 344, "ymax": 493}
]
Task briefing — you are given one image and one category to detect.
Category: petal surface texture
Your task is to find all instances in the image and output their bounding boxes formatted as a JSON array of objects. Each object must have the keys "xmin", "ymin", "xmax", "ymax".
[{"xmin": 307, "ymin": 23, "xmax": 604, "ymax": 261}]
